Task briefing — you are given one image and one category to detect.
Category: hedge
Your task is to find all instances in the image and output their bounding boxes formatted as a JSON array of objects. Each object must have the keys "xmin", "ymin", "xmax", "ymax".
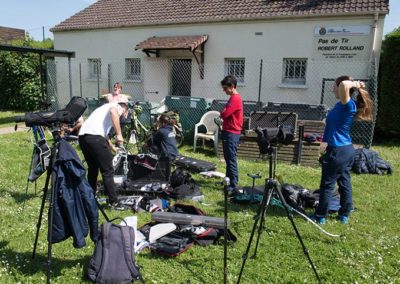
[
  {"xmin": 0, "ymin": 37, "xmax": 53, "ymax": 111},
  {"xmin": 376, "ymin": 28, "xmax": 400, "ymax": 137}
]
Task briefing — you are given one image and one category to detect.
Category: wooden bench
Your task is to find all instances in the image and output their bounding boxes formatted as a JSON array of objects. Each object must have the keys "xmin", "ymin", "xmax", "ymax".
[{"xmin": 217, "ymin": 119, "xmax": 326, "ymax": 167}]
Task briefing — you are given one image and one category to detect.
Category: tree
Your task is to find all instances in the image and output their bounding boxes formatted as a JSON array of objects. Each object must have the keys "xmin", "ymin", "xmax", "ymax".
[
  {"xmin": 376, "ymin": 27, "xmax": 400, "ymax": 138},
  {"xmin": 0, "ymin": 36, "xmax": 53, "ymax": 111}
]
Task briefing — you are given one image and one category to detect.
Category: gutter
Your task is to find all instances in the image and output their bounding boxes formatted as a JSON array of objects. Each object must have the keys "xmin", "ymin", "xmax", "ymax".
[{"xmin": 367, "ymin": 12, "xmax": 379, "ymax": 78}]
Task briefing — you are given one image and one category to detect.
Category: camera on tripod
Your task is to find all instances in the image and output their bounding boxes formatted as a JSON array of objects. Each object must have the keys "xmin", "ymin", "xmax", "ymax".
[
  {"xmin": 254, "ymin": 125, "xmax": 295, "ymax": 155},
  {"xmin": 14, "ymin": 96, "xmax": 87, "ymax": 128}
]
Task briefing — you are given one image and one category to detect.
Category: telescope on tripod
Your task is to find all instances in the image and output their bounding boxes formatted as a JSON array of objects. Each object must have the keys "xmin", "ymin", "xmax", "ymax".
[
  {"xmin": 15, "ymin": 97, "xmax": 110, "ymax": 284},
  {"xmin": 236, "ymin": 127, "xmax": 322, "ymax": 283}
]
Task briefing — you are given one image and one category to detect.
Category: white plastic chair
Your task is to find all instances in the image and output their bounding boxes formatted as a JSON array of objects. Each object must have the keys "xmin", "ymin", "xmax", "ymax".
[{"xmin": 193, "ymin": 111, "xmax": 220, "ymax": 154}]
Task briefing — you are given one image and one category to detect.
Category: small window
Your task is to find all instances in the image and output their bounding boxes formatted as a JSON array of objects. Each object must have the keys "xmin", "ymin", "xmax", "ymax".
[
  {"xmin": 125, "ymin": 58, "xmax": 141, "ymax": 81},
  {"xmin": 282, "ymin": 58, "xmax": 307, "ymax": 85},
  {"xmin": 88, "ymin": 58, "xmax": 101, "ymax": 79},
  {"xmin": 224, "ymin": 58, "xmax": 245, "ymax": 84}
]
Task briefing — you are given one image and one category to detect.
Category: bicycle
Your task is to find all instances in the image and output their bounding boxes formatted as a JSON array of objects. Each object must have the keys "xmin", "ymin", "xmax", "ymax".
[{"xmin": 122, "ymin": 105, "xmax": 184, "ymax": 154}]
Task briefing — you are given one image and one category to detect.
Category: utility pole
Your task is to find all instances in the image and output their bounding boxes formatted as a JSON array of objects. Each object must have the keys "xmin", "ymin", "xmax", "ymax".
[{"xmin": 42, "ymin": 26, "xmax": 45, "ymax": 42}]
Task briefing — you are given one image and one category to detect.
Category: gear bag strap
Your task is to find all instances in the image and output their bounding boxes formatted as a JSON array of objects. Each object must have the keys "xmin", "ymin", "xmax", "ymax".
[
  {"xmin": 96, "ymin": 223, "xmax": 112, "ymax": 283},
  {"xmin": 121, "ymin": 226, "xmax": 145, "ymax": 283}
]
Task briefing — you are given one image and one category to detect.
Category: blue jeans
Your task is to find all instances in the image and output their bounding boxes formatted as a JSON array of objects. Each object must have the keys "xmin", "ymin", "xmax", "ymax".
[
  {"xmin": 316, "ymin": 144, "xmax": 355, "ymax": 217},
  {"xmin": 222, "ymin": 131, "xmax": 240, "ymax": 189}
]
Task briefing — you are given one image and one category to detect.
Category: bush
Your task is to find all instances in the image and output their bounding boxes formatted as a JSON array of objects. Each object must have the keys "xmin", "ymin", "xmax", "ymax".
[
  {"xmin": 376, "ymin": 28, "xmax": 400, "ymax": 138},
  {"xmin": 0, "ymin": 37, "xmax": 53, "ymax": 111}
]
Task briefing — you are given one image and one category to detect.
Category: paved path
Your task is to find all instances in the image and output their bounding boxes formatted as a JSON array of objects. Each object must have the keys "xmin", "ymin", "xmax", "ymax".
[{"xmin": 0, "ymin": 126, "xmax": 29, "ymax": 135}]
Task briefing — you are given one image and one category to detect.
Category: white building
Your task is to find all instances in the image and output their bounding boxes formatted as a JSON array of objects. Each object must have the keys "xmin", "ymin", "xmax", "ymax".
[{"xmin": 51, "ymin": 0, "xmax": 389, "ymax": 107}]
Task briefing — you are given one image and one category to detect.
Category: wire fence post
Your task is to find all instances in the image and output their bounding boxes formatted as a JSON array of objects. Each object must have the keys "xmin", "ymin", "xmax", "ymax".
[
  {"xmin": 79, "ymin": 63, "xmax": 82, "ymax": 97},
  {"xmin": 96, "ymin": 61, "xmax": 100, "ymax": 100},
  {"xmin": 258, "ymin": 59, "xmax": 263, "ymax": 103},
  {"xmin": 68, "ymin": 56, "xmax": 72, "ymax": 99},
  {"xmin": 108, "ymin": 64, "xmax": 112, "ymax": 92}
]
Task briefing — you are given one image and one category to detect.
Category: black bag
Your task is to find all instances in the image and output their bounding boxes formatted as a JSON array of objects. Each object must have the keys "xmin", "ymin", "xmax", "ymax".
[
  {"xmin": 86, "ymin": 222, "xmax": 143, "ymax": 283},
  {"xmin": 170, "ymin": 168, "xmax": 192, "ymax": 188},
  {"xmin": 168, "ymin": 169, "xmax": 202, "ymax": 200},
  {"xmin": 172, "ymin": 155, "xmax": 216, "ymax": 173}
]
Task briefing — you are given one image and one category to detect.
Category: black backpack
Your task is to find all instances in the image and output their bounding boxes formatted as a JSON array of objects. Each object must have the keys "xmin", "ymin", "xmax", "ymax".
[
  {"xmin": 170, "ymin": 168, "xmax": 192, "ymax": 188},
  {"xmin": 86, "ymin": 222, "xmax": 144, "ymax": 283}
]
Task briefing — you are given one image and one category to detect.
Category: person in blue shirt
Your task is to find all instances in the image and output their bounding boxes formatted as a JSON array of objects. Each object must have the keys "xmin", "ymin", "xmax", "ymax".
[
  {"xmin": 152, "ymin": 114, "xmax": 179, "ymax": 160},
  {"xmin": 313, "ymin": 75, "xmax": 373, "ymax": 224}
]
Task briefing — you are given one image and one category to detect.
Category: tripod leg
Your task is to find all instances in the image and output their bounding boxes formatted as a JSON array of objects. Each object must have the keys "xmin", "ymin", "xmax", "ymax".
[
  {"xmin": 32, "ymin": 169, "xmax": 51, "ymax": 259},
  {"xmin": 46, "ymin": 145, "xmax": 59, "ymax": 284},
  {"xmin": 23, "ymin": 148, "xmax": 36, "ymax": 209},
  {"xmin": 236, "ymin": 180, "xmax": 271, "ymax": 284},
  {"xmin": 223, "ymin": 184, "xmax": 228, "ymax": 284},
  {"xmin": 96, "ymin": 198, "xmax": 110, "ymax": 222},
  {"xmin": 274, "ymin": 183, "xmax": 322, "ymax": 283},
  {"xmin": 252, "ymin": 184, "xmax": 274, "ymax": 258}
]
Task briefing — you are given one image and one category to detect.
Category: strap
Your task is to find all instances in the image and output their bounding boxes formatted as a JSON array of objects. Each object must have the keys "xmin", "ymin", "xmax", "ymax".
[
  {"xmin": 121, "ymin": 226, "xmax": 144, "ymax": 282},
  {"xmin": 97, "ymin": 223, "xmax": 112, "ymax": 283}
]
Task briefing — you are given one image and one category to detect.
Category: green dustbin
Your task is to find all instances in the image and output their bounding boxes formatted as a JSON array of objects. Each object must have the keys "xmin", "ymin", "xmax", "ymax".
[{"xmin": 86, "ymin": 97, "xmax": 99, "ymax": 115}]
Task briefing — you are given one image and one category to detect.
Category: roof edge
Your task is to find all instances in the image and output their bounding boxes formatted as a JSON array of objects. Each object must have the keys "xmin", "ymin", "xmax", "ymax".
[{"xmin": 51, "ymin": 10, "xmax": 389, "ymax": 33}]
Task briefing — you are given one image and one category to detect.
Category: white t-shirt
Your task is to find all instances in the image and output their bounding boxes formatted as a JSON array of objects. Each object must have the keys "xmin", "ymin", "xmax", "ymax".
[{"xmin": 79, "ymin": 103, "xmax": 124, "ymax": 138}]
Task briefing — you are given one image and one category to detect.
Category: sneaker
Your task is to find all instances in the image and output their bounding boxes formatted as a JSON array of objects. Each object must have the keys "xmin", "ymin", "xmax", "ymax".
[
  {"xmin": 309, "ymin": 214, "xmax": 327, "ymax": 225},
  {"xmin": 338, "ymin": 215, "xmax": 349, "ymax": 224}
]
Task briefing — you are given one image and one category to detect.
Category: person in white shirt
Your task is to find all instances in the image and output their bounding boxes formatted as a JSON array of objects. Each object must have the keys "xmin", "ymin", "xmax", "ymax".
[{"xmin": 79, "ymin": 101, "xmax": 129, "ymax": 207}]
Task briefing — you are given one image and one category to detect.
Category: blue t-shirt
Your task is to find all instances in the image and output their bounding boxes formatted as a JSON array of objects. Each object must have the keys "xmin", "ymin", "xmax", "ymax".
[{"xmin": 323, "ymin": 99, "xmax": 357, "ymax": 147}]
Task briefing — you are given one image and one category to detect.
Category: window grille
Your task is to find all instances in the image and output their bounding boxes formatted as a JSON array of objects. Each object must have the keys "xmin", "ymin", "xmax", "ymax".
[
  {"xmin": 125, "ymin": 58, "xmax": 141, "ymax": 81},
  {"xmin": 224, "ymin": 58, "xmax": 245, "ymax": 84},
  {"xmin": 88, "ymin": 58, "xmax": 101, "ymax": 79},
  {"xmin": 282, "ymin": 58, "xmax": 307, "ymax": 85}
]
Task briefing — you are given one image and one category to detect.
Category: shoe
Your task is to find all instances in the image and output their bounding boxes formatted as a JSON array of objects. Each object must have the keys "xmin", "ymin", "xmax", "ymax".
[
  {"xmin": 338, "ymin": 215, "xmax": 349, "ymax": 224},
  {"xmin": 309, "ymin": 214, "xmax": 327, "ymax": 225}
]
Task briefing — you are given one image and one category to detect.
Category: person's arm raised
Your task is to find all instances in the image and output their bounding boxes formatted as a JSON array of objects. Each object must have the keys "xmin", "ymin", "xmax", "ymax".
[{"xmin": 338, "ymin": 80, "xmax": 364, "ymax": 105}]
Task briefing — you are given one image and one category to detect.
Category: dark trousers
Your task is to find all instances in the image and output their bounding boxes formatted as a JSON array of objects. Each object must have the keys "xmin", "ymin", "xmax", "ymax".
[
  {"xmin": 316, "ymin": 144, "xmax": 355, "ymax": 217},
  {"xmin": 79, "ymin": 134, "xmax": 118, "ymax": 204},
  {"xmin": 222, "ymin": 130, "xmax": 240, "ymax": 189}
]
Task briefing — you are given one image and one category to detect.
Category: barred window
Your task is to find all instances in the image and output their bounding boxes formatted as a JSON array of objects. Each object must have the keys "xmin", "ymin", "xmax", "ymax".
[
  {"xmin": 282, "ymin": 58, "xmax": 307, "ymax": 85},
  {"xmin": 224, "ymin": 58, "xmax": 245, "ymax": 84},
  {"xmin": 88, "ymin": 58, "xmax": 101, "ymax": 79},
  {"xmin": 125, "ymin": 58, "xmax": 141, "ymax": 81}
]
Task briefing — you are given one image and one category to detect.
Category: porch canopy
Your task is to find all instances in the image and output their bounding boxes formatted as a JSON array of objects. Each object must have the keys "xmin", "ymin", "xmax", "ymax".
[{"xmin": 135, "ymin": 35, "xmax": 208, "ymax": 79}]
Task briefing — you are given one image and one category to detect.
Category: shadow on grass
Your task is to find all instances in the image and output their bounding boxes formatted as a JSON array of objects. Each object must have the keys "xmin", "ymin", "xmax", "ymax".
[
  {"xmin": 0, "ymin": 240, "xmax": 91, "ymax": 279},
  {"xmin": 142, "ymin": 251, "xmax": 225, "ymax": 283},
  {"xmin": 10, "ymin": 191, "xmax": 37, "ymax": 204}
]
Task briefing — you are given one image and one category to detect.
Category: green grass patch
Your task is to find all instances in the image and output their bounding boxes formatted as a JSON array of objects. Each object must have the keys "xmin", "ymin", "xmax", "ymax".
[{"xmin": 0, "ymin": 132, "xmax": 399, "ymax": 283}]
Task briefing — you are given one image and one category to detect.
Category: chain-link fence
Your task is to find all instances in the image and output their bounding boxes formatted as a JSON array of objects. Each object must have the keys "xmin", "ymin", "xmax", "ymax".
[{"xmin": 46, "ymin": 57, "xmax": 377, "ymax": 147}]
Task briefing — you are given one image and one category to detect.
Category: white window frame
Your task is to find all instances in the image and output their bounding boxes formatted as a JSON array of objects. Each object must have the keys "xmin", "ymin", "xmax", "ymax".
[
  {"xmin": 281, "ymin": 58, "xmax": 307, "ymax": 86},
  {"xmin": 125, "ymin": 58, "xmax": 141, "ymax": 82},
  {"xmin": 224, "ymin": 58, "xmax": 245, "ymax": 85},
  {"xmin": 88, "ymin": 58, "xmax": 101, "ymax": 79}
]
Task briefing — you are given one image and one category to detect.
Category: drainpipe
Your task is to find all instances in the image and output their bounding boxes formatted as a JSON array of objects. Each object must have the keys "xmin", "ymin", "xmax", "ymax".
[{"xmin": 367, "ymin": 12, "xmax": 379, "ymax": 78}]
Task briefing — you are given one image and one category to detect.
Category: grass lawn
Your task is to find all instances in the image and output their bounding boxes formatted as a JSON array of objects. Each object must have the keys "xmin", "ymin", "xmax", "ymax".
[{"xmin": 0, "ymin": 129, "xmax": 399, "ymax": 283}]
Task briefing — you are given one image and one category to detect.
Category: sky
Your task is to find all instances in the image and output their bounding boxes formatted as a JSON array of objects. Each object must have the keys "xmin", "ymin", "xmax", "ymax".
[{"xmin": 0, "ymin": 0, "xmax": 399, "ymax": 41}]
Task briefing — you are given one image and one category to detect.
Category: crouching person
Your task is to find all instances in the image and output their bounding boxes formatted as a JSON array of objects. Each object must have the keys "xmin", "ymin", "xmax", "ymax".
[
  {"xmin": 151, "ymin": 114, "xmax": 179, "ymax": 160},
  {"xmin": 79, "ymin": 101, "xmax": 129, "ymax": 208}
]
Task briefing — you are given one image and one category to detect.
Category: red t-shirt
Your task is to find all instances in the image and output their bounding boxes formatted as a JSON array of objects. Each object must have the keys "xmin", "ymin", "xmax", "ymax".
[{"xmin": 220, "ymin": 93, "xmax": 243, "ymax": 134}]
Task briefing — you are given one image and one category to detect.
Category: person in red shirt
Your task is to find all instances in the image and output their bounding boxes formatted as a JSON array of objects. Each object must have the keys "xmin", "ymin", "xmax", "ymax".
[{"xmin": 220, "ymin": 75, "xmax": 243, "ymax": 194}]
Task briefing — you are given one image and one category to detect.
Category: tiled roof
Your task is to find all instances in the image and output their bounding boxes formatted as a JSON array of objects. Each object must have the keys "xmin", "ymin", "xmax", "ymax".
[
  {"xmin": 52, "ymin": 0, "xmax": 389, "ymax": 32},
  {"xmin": 0, "ymin": 26, "xmax": 25, "ymax": 43},
  {"xmin": 135, "ymin": 35, "xmax": 208, "ymax": 51}
]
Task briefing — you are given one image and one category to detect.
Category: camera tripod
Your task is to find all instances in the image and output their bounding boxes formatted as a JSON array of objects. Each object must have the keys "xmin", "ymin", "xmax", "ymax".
[
  {"xmin": 31, "ymin": 128, "xmax": 110, "ymax": 284},
  {"xmin": 236, "ymin": 145, "xmax": 321, "ymax": 284}
]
